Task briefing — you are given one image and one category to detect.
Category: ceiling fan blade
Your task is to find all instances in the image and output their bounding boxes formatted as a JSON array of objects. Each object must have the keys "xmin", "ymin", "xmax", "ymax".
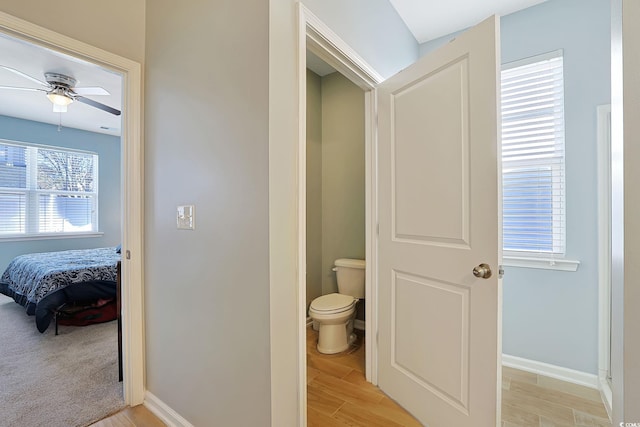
[
  {"xmin": 0, "ymin": 65, "xmax": 49, "ymax": 87},
  {"xmin": 53, "ymin": 104, "xmax": 68, "ymax": 113},
  {"xmin": 0, "ymin": 85, "xmax": 45, "ymax": 92},
  {"xmin": 72, "ymin": 86, "xmax": 110, "ymax": 96},
  {"xmin": 75, "ymin": 96, "xmax": 121, "ymax": 116}
]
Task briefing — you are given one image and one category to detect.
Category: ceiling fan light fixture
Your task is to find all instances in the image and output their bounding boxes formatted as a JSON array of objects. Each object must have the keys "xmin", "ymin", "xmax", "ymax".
[
  {"xmin": 46, "ymin": 88, "xmax": 73, "ymax": 106},
  {"xmin": 1, "ymin": 68, "xmax": 120, "ymax": 115}
]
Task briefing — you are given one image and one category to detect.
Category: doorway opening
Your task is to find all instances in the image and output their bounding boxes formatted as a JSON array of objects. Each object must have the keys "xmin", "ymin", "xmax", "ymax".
[
  {"xmin": 0, "ymin": 28, "xmax": 125, "ymax": 423},
  {"xmin": 297, "ymin": 5, "xmax": 382, "ymax": 424},
  {"xmin": 305, "ymin": 58, "xmax": 366, "ymax": 338},
  {"xmin": 304, "ymin": 50, "xmax": 421, "ymax": 425},
  {"xmin": 0, "ymin": 11, "xmax": 144, "ymax": 408}
]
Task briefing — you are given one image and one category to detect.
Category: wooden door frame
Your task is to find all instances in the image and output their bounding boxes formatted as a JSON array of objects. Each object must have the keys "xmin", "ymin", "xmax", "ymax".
[
  {"xmin": 296, "ymin": 4, "xmax": 383, "ymax": 424},
  {"xmin": 0, "ymin": 11, "xmax": 145, "ymax": 406}
]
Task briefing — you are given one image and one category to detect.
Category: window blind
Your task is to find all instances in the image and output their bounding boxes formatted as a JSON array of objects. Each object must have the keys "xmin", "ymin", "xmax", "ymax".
[
  {"xmin": 0, "ymin": 141, "xmax": 98, "ymax": 237},
  {"xmin": 0, "ymin": 144, "xmax": 27, "ymax": 234},
  {"xmin": 501, "ymin": 51, "xmax": 566, "ymax": 255}
]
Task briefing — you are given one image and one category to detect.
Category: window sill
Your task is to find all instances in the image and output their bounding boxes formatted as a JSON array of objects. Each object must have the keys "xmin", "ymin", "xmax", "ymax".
[
  {"xmin": 0, "ymin": 232, "xmax": 104, "ymax": 242},
  {"xmin": 503, "ymin": 256, "xmax": 580, "ymax": 272}
]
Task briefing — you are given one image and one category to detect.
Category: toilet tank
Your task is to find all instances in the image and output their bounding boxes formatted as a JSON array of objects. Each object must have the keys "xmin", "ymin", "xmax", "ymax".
[{"xmin": 334, "ymin": 258, "xmax": 366, "ymax": 299}]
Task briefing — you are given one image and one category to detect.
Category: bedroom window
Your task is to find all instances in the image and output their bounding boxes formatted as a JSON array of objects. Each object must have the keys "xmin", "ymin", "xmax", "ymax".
[
  {"xmin": 501, "ymin": 50, "xmax": 566, "ymax": 256},
  {"xmin": 0, "ymin": 140, "xmax": 99, "ymax": 238}
]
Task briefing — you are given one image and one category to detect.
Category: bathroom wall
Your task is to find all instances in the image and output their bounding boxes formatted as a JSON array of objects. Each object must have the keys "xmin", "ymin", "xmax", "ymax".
[
  {"xmin": 306, "ymin": 69, "xmax": 323, "ymax": 308},
  {"xmin": 0, "ymin": 115, "xmax": 121, "ymax": 273},
  {"xmin": 320, "ymin": 73, "xmax": 366, "ymax": 295},
  {"xmin": 305, "ymin": 71, "xmax": 366, "ymax": 303},
  {"xmin": 420, "ymin": 0, "xmax": 611, "ymax": 374}
]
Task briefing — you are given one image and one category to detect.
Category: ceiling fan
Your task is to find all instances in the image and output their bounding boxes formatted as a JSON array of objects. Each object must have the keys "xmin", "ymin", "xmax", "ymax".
[{"xmin": 0, "ymin": 65, "xmax": 121, "ymax": 116}]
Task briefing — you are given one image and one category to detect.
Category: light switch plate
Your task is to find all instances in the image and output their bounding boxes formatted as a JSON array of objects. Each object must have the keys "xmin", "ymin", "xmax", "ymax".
[{"xmin": 177, "ymin": 205, "xmax": 195, "ymax": 230}]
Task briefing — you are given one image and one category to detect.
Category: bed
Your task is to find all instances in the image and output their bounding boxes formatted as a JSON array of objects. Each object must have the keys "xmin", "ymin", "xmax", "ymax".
[{"xmin": 0, "ymin": 247, "xmax": 121, "ymax": 332}]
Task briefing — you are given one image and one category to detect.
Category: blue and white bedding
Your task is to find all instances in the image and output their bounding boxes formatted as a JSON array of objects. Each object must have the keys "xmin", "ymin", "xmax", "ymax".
[{"xmin": 0, "ymin": 247, "xmax": 120, "ymax": 316}]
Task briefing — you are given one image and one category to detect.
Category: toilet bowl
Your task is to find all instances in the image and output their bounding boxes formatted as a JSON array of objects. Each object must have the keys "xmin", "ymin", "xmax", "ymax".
[
  {"xmin": 309, "ymin": 293, "xmax": 357, "ymax": 354},
  {"xmin": 309, "ymin": 258, "xmax": 365, "ymax": 354}
]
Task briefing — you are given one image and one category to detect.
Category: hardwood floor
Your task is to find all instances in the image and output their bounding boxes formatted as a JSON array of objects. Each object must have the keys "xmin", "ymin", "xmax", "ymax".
[
  {"xmin": 88, "ymin": 405, "xmax": 165, "ymax": 427},
  {"xmin": 92, "ymin": 329, "xmax": 612, "ymax": 427},
  {"xmin": 501, "ymin": 366, "xmax": 611, "ymax": 427},
  {"xmin": 307, "ymin": 327, "xmax": 422, "ymax": 426},
  {"xmin": 308, "ymin": 327, "xmax": 612, "ymax": 427}
]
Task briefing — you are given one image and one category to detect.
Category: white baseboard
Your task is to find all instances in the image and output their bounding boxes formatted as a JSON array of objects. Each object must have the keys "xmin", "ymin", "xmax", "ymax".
[
  {"xmin": 144, "ymin": 391, "xmax": 194, "ymax": 427},
  {"xmin": 502, "ymin": 354, "xmax": 599, "ymax": 389}
]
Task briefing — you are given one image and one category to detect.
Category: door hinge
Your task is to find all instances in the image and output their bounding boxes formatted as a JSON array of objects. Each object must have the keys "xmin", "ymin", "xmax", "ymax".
[{"xmin": 125, "ymin": 250, "xmax": 131, "ymax": 260}]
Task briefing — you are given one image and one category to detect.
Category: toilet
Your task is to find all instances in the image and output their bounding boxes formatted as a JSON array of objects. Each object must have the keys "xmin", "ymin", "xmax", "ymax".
[{"xmin": 309, "ymin": 258, "xmax": 365, "ymax": 354}]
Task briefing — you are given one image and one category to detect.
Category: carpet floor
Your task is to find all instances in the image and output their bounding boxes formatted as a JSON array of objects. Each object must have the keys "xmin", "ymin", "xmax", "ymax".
[{"xmin": 0, "ymin": 294, "xmax": 125, "ymax": 427}]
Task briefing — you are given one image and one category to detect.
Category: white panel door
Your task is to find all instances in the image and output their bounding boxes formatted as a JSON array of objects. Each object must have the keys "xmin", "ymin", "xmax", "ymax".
[{"xmin": 377, "ymin": 16, "xmax": 501, "ymax": 426}]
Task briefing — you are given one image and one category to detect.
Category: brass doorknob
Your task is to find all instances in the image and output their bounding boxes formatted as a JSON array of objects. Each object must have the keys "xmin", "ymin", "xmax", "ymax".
[{"xmin": 473, "ymin": 263, "xmax": 492, "ymax": 279}]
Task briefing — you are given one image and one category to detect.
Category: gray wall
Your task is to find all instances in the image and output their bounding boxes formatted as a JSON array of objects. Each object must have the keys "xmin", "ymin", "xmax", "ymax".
[
  {"xmin": 301, "ymin": 0, "xmax": 418, "ymax": 78},
  {"xmin": 320, "ymin": 73, "xmax": 366, "ymax": 295},
  {"xmin": 0, "ymin": 0, "xmax": 145, "ymax": 64},
  {"xmin": 0, "ymin": 115, "xmax": 121, "ymax": 272},
  {"xmin": 421, "ymin": 0, "xmax": 611, "ymax": 374},
  {"xmin": 306, "ymin": 70, "xmax": 323, "ymax": 307},
  {"xmin": 145, "ymin": 1, "xmax": 271, "ymax": 426}
]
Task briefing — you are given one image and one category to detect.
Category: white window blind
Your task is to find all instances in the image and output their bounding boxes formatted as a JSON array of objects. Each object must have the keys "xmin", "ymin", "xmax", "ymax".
[
  {"xmin": 501, "ymin": 51, "xmax": 566, "ymax": 255},
  {"xmin": 0, "ymin": 140, "xmax": 98, "ymax": 237}
]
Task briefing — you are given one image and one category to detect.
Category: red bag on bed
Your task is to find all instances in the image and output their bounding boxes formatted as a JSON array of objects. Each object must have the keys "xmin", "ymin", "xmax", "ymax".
[{"xmin": 56, "ymin": 298, "xmax": 117, "ymax": 326}]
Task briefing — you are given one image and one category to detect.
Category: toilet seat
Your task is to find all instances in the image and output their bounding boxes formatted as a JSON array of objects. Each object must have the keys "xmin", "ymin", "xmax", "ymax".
[{"xmin": 310, "ymin": 293, "xmax": 356, "ymax": 315}]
